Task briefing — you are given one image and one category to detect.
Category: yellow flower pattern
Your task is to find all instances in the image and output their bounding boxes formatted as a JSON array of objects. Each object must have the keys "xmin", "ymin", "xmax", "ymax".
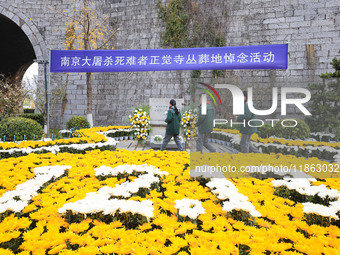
[{"xmin": 0, "ymin": 127, "xmax": 339, "ymax": 254}]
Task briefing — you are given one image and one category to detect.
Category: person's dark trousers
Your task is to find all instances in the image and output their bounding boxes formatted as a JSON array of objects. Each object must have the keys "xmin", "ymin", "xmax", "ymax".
[
  {"xmin": 196, "ymin": 132, "xmax": 216, "ymax": 154},
  {"xmin": 240, "ymin": 133, "xmax": 259, "ymax": 153},
  {"xmin": 160, "ymin": 134, "xmax": 183, "ymax": 151}
]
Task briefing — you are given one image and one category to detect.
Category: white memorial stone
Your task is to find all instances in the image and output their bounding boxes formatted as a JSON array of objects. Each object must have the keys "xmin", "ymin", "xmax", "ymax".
[{"xmin": 149, "ymin": 98, "xmax": 184, "ymax": 136}]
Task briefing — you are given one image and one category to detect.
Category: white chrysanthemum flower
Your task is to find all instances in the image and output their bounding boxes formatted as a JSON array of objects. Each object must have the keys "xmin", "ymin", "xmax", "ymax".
[
  {"xmin": 303, "ymin": 202, "xmax": 338, "ymax": 219},
  {"xmin": 175, "ymin": 198, "xmax": 205, "ymax": 220}
]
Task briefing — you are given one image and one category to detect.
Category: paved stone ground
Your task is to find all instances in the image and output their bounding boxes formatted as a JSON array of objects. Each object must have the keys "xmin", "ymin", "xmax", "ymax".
[{"xmin": 116, "ymin": 140, "xmax": 237, "ymax": 154}]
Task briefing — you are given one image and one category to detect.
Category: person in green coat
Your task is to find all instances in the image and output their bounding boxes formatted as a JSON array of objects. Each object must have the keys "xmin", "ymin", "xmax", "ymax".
[
  {"xmin": 236, "ymin": 91, "xmax": 259, "ymax": 153},
  {"xmin": 196, "ymin": 95, "xmax": 216, "ymax": 154},
  {"xmin": 160, "ymin": 99, "xmax": 183, "ymax": 151}
]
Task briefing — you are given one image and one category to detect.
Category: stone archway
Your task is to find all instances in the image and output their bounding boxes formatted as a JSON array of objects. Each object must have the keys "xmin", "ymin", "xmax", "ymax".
[{"xmin": 0, "ymin": 3, "xmax": 47, "ymax": 103}]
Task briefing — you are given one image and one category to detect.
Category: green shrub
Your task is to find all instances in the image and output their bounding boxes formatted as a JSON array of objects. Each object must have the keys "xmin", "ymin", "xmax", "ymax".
[
  {"xmin": 23, "ymin": 108, "xmax": 35, "ymax": 114},
  {"xmin": 0, "ymin": 117, "xmax": 44, "ymax": 141},
  {"xmin": 258, "ymin": 124, "xmax": 275, "ymax": 138},
  {"xmin": 66, "ymin": 116, "xmax": 90, "ymax": 130},
  {"xmin": 18, "ymin": 113, "xmax": 44, "ymax": 127},
  {"xmin": 272, "ymin": 119, "xmax": 310, "ymax": 140},
  {"xmin": 214, "ymin": 122, "xmax": 237, "ymax": 130},
  {"xmin": 305, "ymin": 57, "xmax": 340, "ymax": 133},
  {"xmin": 335, "ymin": 126, "xmax": 340, "ymax": 141}
]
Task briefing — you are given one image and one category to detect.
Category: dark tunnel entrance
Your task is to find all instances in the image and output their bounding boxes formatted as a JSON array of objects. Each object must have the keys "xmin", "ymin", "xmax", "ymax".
[{"xmin": 0, "ymin": 13, "xmax": 36, "ymax": 87}]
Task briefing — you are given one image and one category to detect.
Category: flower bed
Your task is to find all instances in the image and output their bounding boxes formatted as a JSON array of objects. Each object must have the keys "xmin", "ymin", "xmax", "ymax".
[
  {"xmin": 0, "ymin": 149, "xmax": 340, "ymax": 254},
  {"xmin": 0, "ymin": 126, "xmax": 130, "ymax": 151},
  {"xmin": 212, "ymin": 129, "xmax": 340, "ymax": 162},
  {"xmin": 0, "ymin": 126, "xmax": 130, "ymax": 159},
  {"xmin": 103, "ymin": 129, "xmax": 133, "ymax": 141},
  {"xmin": 272, "ymin": 177, "xmax": 340, "ymax": 223},
  {"xmin": 0, "ymin": 139, "xmax": 118, "ymax": 159},
  {"xmin": 311, "ymin": 132, "xmax": 337, "ymax": 142},
  {"xmin": 214, "ymin": 129, "xmax": 340, "ymax": 149}
]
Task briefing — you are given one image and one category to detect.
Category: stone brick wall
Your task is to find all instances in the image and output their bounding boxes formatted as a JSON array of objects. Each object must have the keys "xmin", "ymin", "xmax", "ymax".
[{"xmin": 0, "ymin": 0, "xmax": 339, "ymax": 128}]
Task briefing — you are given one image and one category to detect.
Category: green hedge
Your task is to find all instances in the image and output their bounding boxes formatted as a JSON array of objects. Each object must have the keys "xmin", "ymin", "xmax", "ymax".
[
  {"xmin": 106, "ymin": 130, "xmax": 132, "ymax": 138},
  {"xmin": 66, "ymin": 116, "xmax": 90, "ymax": 130},
  {"xmin": 258, "ymin": 124, "xmax": 275, "ymax": 138},
  {"xmin": 0, "ymin": 117, "xmax": 44, "ymax": 141},
  {"xmin": 0, "ymin": 144, "xmax": 116, "ymax": 159},
  {"xmin": 273, "ymin": 119, "xmax": 310, "ymax": 140},
  {"xmin": 23, "ymin": 108, "xmax": 35, "ymax": 114},
  {"xmin": 258, "ymin": 119, "xmax": 310, "ymax": 140},
  {"xmin": 214, "ymin": 123, "xmax": 238, "ymax": 130},
  {"xmin": 335, "ymin": 126, "xmax": 340, "ymax": 141},
  {"xmin": 18, "ymin": 113, "xmax": 44, "ymax": 127}
]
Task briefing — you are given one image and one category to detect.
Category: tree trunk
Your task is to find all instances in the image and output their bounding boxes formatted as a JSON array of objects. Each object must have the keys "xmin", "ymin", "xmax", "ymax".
[
  {"xmin": 177, "ymin": 70, "xmax": 184, "ymax": 99},
  {"xmin": 84, "ymin": 6, "xmax": 93, "ymax": 127},
  {"xmin": 86, "ymin": 72, "xmax": 93, "ymax": 127}
]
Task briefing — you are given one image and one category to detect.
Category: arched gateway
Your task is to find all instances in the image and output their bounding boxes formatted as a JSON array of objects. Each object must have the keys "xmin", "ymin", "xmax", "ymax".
[{"xmin": 0, "ymin": 3, "xmax": 47, "ymax": 88}]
